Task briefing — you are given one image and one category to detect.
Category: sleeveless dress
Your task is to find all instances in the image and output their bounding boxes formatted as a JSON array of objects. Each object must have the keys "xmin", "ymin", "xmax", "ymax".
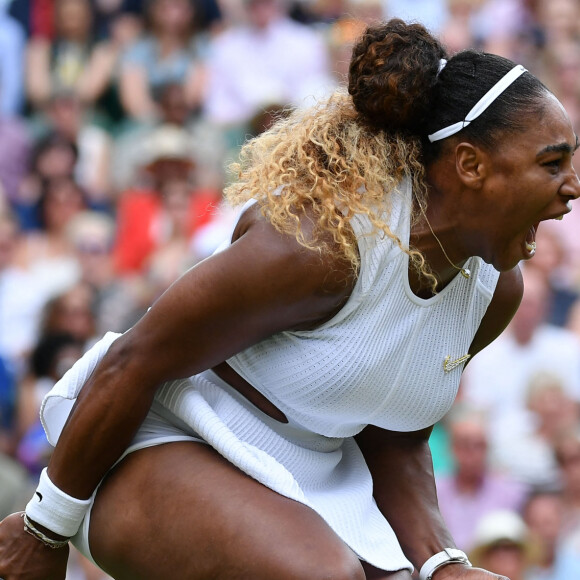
[{"xmin": 40, "ymin": 177, "xmax": 500, "ymax": 572}]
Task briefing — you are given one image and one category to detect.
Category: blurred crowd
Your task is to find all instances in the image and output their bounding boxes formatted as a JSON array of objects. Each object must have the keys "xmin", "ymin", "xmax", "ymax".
[{"xmin": 2, "ymin": 0, "xmax": 580, "ymax": 578}]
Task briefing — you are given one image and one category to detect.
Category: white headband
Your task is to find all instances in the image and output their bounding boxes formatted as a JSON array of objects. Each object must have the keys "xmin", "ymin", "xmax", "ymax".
[{"xmin": 428, "ymin": 64, "xmax": 527, "ymax": 142}]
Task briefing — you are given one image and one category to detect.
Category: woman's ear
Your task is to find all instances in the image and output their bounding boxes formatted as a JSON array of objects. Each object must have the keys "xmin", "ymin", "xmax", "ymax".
[{"xmin": 454, "ymin": 142, "xmax": 489, "ymax": 190}]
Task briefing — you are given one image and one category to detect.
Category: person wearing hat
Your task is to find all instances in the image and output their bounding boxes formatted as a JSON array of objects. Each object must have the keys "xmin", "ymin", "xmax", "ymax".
[
  {"xmin": 469, "ymin": 510, "xmax": 539, "ymax": 580},
  {"xmin": 112, "ymin": 124, "xmax": 221, "ymax": 277}
]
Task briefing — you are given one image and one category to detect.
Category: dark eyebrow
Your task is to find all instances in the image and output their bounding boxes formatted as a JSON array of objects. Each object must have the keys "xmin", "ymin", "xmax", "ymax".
[{"xmin": 536, "ymin": 139, "xmax": 579, "ymax": 157}]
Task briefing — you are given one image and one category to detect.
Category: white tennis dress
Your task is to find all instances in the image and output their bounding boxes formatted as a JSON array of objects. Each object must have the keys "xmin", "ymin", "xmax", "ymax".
[{"xmin": 40, "ymin": 177, "xmax": 500, "ymax": 572}]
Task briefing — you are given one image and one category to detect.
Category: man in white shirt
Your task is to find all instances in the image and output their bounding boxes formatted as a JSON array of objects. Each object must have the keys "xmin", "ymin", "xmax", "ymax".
[{"xmin": 204, "ymin": 0, "xmax": 333, "ymax": 127}]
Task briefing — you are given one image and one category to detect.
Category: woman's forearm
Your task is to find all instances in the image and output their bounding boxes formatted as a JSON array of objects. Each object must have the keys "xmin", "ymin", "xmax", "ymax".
[
  {"xmin": 355, "ymin": 426, "xmax": 455, "ymax": 570},
  {"xmin": 47, "ymin": 336, "xmax": 159, "ymax": 500}
]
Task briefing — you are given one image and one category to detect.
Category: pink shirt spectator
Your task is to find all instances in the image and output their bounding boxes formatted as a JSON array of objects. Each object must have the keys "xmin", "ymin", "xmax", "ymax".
[{"xmin": 436, "ymin": 474, "xmax": 528, "ymax": 552}]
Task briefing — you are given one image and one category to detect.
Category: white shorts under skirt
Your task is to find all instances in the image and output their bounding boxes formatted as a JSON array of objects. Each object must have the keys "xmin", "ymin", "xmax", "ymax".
[{"xmin": 43, "ymin": 353, "xmax": 413, "ymax": 573}]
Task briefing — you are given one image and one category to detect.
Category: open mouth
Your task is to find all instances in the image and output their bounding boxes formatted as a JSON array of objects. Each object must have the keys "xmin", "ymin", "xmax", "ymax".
[
  {"xmin": 522, "ymin": 204, "xmax": 572, "ymax": 260},
  {"xmin": 524, "ymin": 223, "xmax": 538, "ymax": 258}
]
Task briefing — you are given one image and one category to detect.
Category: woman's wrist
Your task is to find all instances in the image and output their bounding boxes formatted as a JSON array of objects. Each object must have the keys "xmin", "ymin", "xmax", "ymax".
[
  {"xmin": 21, "ymin": 513, "xmax": 70, "ymax": 549},
  {"xmin": 24, "ymin": 468, "xmax": 92, "ymax": 539},
  {"xmin": 419, "ymin": 548, "xmax": 472, "ymax": 580}
]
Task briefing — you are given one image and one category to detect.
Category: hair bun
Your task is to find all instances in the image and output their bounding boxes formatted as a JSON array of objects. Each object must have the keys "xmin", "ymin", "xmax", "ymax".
[{"xmin": 348, "ymin": 19, "xmax": 447, "ymax": 134}]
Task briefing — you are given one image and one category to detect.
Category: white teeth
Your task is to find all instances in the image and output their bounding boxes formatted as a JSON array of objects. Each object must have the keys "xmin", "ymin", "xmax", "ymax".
[
  {"xmin": 526, "ymin": 241, "xmax": 537, "ymax": 254},
  {"xmin": 567, "ymin": 201, "xmax": 573, "ymax": 210}
]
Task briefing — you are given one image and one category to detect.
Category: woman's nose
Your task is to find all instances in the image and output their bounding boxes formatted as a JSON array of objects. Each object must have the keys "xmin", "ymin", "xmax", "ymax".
[{"xmin": 564, "ymin": 167, "xmax": 580, "ymax": 199}]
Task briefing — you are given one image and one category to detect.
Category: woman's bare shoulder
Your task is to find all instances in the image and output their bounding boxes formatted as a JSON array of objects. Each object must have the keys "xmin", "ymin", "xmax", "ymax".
[
  {"xmin": 231, "ymin": 201, "xmax": 357, "ymax": 310},
  {"xmin": 114, "ymin": 201, "xmax": 359, "ymax": 383}
]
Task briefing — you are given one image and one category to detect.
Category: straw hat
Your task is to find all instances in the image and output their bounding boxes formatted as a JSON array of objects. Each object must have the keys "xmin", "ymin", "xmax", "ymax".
[{"xmin": 140, "ymin": 125, "xmax": 195, "ymax": 169}]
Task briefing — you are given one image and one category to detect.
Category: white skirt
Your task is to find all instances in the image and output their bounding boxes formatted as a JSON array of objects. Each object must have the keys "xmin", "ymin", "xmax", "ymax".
[{"xmin": 42, "ymin": 333, "xmax": 413, "ymax": 573}]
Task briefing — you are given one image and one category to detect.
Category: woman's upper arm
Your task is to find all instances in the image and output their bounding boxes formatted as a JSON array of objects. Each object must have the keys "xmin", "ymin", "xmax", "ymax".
[
  {"xmin": 468, "ymin": 266, "xmax": 523, "ymax": 359},
  {"xmin": 113, "ymin": 205, "xmax": 354, "ymax": 387}
]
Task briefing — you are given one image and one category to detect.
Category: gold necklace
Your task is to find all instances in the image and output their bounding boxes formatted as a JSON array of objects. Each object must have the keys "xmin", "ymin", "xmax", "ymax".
[{"xmin": 420, "ymin": 207, "xmax": 471, "ymax": 279}]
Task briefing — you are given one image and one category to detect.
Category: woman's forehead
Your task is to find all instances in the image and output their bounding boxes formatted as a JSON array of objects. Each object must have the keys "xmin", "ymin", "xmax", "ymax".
[
  {"xmin": 536, "ymin": 93, "xmax": 574, "ymax": 131},
  {"xmin": 503, "ymin": 94, "xmax": 576, "ymax": 153}
]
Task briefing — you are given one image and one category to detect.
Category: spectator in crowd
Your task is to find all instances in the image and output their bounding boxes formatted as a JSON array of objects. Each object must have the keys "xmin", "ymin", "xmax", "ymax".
[
  {"xmin": 118, "ymin": 0, "xmax": 209, "ymax": 123},
  {"xmin": 14, "ymin": 131, "xmax": 79, "ymax": 230},
  {"xmin": 0, "ymin": 211, "xmax": 46, "ymax": 375},
  {"xmin": 13, "ymin": 176, "xmax": 86, "ymax": 300},
  {"xmin": 524, "ymin": 224, "xmax": 575, "ymax": 327},
  {"xmin": 68, "ymin": 210, "xmax": 148, "ymax": 335},
  {"xmin": 112, "ymin": 124, "xmax": 221, "ymax": 278},
  {"xmin": 468, "ymin": 510, "xmax": 537, "ymax": 580},
  {"xmin": 535, "ymin": 0, "xmax": 580, "ymax": 65},
  {"xmin": 436, "ymin": 404, "xmax": 527, "ymax": 551},
  {"xmin": 203, "ymin": 0, "xmax": 333, "ymax": 129},
  {"xmin": 438, "ymin": 0, "xmax": 484, "ymax": 55},
  {"xmin": 436, "ymin": 0, "xmax": 529, "ymax": 60},
  {"xmin": 16, "ymin": 331, "xmax": 84, "ymax": 470},
  {"xmin": 76, "ymin": 4, "xmax": 144, "ymax": 129},
  {"xmin": 35, "ymin": 93, "xmax": 114, "ymax": 211},
  {"xmin": 92, "ymin": 0, "xmax": 145, "ymax": 41},
  {"xmin": 461, "ymin": 265, "xmax": 580, "ymax": 457},
  {"xmin": 554, "ymin": 430, "xmax": 580, "ymax": 538},
  {"xmin": 472, "ymin": 0, "xmax": 534, "ymax": 62},
  {"xmin": 112, "ymin": 82, "xmax": 226, "ymax": 192},
  {"xmin": 523, "ymin": 489, "xmax": 567, "ymax": 580},
  {"xmin": 9, "ymin": 0, "xmax": 55, "ymax": 38},
  {"xmin": 324, "ymin": 0, "xmax": 382, "ymax": 88},
  {"xmin": 25, "ymin": 0, "xmax": 98, "ymax": 110},
  {"xmin": 39, "ymin": 282, "xmax": 98, "ymax": 348},
  {"xmin": 495, "ymin": 371, "xmax": 579, "ymax": 488}
]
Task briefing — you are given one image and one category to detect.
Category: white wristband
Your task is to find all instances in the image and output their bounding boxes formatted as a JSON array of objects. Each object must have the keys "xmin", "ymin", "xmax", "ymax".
[
  {"xmin": 419, "ymin": 548, "xmax": 472, "ymax": 580},
  {"xmin": 25, "ymin": 468, "xmax": 92, "ymax": 538}
]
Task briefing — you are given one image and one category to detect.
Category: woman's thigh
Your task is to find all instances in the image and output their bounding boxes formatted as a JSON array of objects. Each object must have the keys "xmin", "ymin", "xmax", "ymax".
[{"xmin": 88, "ymin": 441, "xmax": 402, "ymax": 580}]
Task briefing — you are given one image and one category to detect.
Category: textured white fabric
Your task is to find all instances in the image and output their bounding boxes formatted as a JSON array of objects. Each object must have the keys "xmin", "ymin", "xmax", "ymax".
[
  {"xmin": 40, "ymin": 178, "xmax": 500, "ymax": 571},
  {"xmin": 228, "ymin": 179, "xmax": 500, "ymax": 436}
]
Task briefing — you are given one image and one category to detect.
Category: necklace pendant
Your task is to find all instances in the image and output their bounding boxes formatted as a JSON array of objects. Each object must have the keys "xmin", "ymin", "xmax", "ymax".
[{"xmin": 460, "ymin": 268, "xmax": 471, "ymax": 279}]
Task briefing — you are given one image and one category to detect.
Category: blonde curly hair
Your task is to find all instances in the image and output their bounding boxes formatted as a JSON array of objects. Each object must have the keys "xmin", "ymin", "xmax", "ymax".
[{"xmin": 224, "ymin": 90, "xmax": 437, "ymax": 290}]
